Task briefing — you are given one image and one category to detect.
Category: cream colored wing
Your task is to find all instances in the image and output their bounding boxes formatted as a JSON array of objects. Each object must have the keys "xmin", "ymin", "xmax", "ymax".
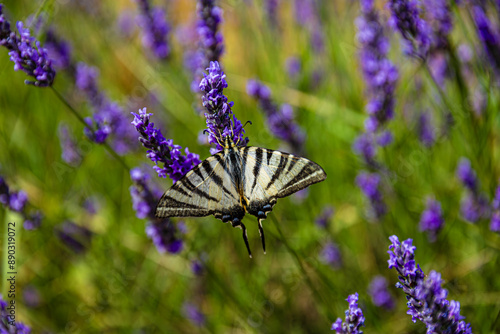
[
  {"xmin": 155, "ymin": 154, "xmax": 245, "ymax": 222},
  {"xmin": 239, "ymin": 146, "xmax": 327, "ymax": 217}
]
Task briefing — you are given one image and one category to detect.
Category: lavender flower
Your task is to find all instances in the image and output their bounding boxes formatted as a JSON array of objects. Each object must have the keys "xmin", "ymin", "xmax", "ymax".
[
  {"xmin": 135, "ymin": 0, "xmax": 170, "ymax": 59},
  {"xmin": 419, "ymin": 197, "xmax": 445, "ymax": 241},
  {"xmin": 319, "ymin": 241, "xmax": 342, "ymax": 269},
  {"xmin": 473, "ymin": 6, "xmax": 500, "ymax": 75},
  {"xmin": 388, "ymin": 0, "xmax": 432, "ymax": 58},
  {"xmin": 265, "ymin": 0, "xmax": 279, "ymax": 27},
  {"xmin": 132, "ymin": 108, "xmax": 201, "ymax": 182},
  {"xmin": 0, "ymin": 176, "xmax": 42, "ymax": 230},
  {"xmin": 45, "ymin": 28, "xmax": 72, "ymax": 70},
  {"xmin": 424, "ymin": 0, "xmax": 452, "ymax": 50},
  {"xmin": 368, "ymin": 276, "xmax": 395, "ymax": 310},
  {"xmin": 247, "ymin": 79, "xmax": 305, "ymax": 153},
  {"xmin": 491, "ymin": 184, "xmax": 500, "ymax": 233},
  {"xmin": 200, "ymin": 62, "xmax": 248, "ymax": 150},
  {"xmin": 352, "ymin": 133, "xmax": 377, "ymax": 166},
  {"xmin": 23, "ymin": 286, "xmax": 41, "ymax": 308},
  {"xmin": 293, "ymin": 0, "xmax": 324, "ymax": 53},
  {"xmin": 0, "ymin": 5, "xmax": 56, "ymax": 86},
  {"xmin": 1, "ymin": 294, "xmax": 31, "ymax": 333},
  {"xmin": 356, "ymin": 0, "xmax": 398, "ymax": 132},
  {"xmin": 76, "ymin": 63, "xmax": 137, "ymax": 153},
  {"xmin": 456, "ymin": 158, "xmax": 489, "ymax": 223},
  {"xmin": 331, "ymin": 293, "xmax": 365, "ymax": 333},
  {"xmin": 129, "ymin": 168, "xmax": 185, "ymax": 254},
  {"xmin": 197, "ymin": 0, "xmax": 224, "ymax": 64},
  {"xmin": 58, "ymin": 123, "xmax": 82, "ymax": 166},
  {"xmin": 356, "ymin": 172, "xmax": 386, "ymax": 220},
  {"xmin": 183, "ymin": 302, "xmax": 206, "ymax": 326},
  {"xmin": 315, "ymin": 205, "xmax": 334, "ymax": 228},
  {"xmin": 285, "ymin": 56, "xmax": 301, "ymax": 79},
  {"xmin": 388, "ymin": 236, "xmax": 473, "ymax": 333},
  {"xmin": 55, "ymin": 221, "xmax": 93, "ymax": 254},
  {"xmin": 417, "ymin": 111, "xmax": 435, "ymax": 147}
]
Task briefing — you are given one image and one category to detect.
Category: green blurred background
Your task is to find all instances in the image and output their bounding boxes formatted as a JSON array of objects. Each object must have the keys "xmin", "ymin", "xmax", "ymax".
[{"xmin": 1, "ymin": 0, "xmax": 499, "ymax": 332}]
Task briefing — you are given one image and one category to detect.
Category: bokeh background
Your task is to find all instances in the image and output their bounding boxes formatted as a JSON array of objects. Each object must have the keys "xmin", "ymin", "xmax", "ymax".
[{"xmin": 1, "ymin": 0, "xmax": 499, "ymax": 332}]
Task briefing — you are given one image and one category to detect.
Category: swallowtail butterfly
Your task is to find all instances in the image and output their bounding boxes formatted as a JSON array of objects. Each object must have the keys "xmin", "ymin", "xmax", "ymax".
[{"xmin": 156, "ymin": 137, "xmax": 327, "ymax": 257}]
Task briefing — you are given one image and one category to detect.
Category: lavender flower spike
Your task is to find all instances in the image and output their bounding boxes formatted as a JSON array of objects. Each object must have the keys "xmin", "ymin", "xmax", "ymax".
[
  {"xmin": 355, "ymin": 172, "xmax": 386, "ymax": 220},
  {"xmin": 388, "ymin": 236, "xmax": 473, "ymax": 333},
  {"xmin": 132, "ymin": 108, "xmax": 201, "ymax": 182},
  {"xmin": 331, "ymin": 293, "xmax": 365, "ymax": 333},
  {"xmin": 356, "ymin": 0, "xmax": 398, "ymax": 132},
  {"xmin": 129, "ymin": 168, "xmax": 184, "ymax": 254},
  {"xmin": 473, "ymin": 6, "xmax": 500, "ymax": 75},
  {"xmin": 0, "ymin": 176, "xmax": 42, "ymax": 230},
  {"xmin": 135, "ymin": 0, "xmax": 170, "ymax": 59},
  {"xmin": 197, "ymin": 0, "xmax": 224, "ymax": 64},
  {"xmin": 456, "ymin": 158, "xmax": 489, "ymax": 223},
  {"xmin": 419, "ymin": 197, "xmax": 445, "ymax": 242},
  {"xmin": 200, "ymin": 61, "xmax": 248, "ymax": 150},
  {"xmin": 490, "ymin": 183, "xmax": 500, "ymax": 233},
  {"xmin": 0, "ymin": 5, "xmax": 56, "ymax": 86},
  {"xmin": 247, "ymin": 79, "xmax": 305, "ymax": 153},
  {"xmin": 1, "ymin": 294, "xmax": 31, "ymax": 333},
  {"xmin": 368, "ymin": 276, "xmax": 395, "ymax": 310},
  {"xmin": 387, "ymin": 0, "xmax": 431, "ymax": 58}
]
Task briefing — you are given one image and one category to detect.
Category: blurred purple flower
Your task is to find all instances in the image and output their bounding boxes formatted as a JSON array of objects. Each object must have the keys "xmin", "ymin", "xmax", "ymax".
[
  {"xmin": 285, "ymin": 56, "xmax": 301, "ymax": 79},
  {"xmin": 183, "ymin": 302, "xmax": 206, "ymax": 326},
  {"xmin": 0, "ymin": 5, "xmax": 56, "ymax": 86},
  {"xmin": 368, "ymin": 276, "xmax": 395, "ymax": 310},
  {"xmin": 320, "ymin": 241, "xmax": 342, "ymax": 269},
  {"xmin": 132, "ymin": 108, "xmax": 201, "ymax": 182},
  {"xmin": 473, "ymin": 6, "xmax": 500, "ymax": 75},
  {"xmin": 247, "ymin": 79, "xmax": 305, "ymax": 153},
  {"xmin": 0, "ymin": 176, "xmax": 42, "ymax": 230},
  {"xmin": 129, "ymin": 168, "xmax": 185, "ymax": 254},
  {"xmin": 388, "ymin": 0, "xmax": 431, "ymax": 58},
  {"xmin": 315, "ymin": 205, "xmax": 334, "ymax": 228},
  {"xmin": 23, "ymin": 286, "xmax": 41, "ymax": 308},
  {"xmin": 419, "ymin": 197, "xmax": 444, "ymax": 241},
  {"xmin": 265, "ymin": 0, "xmax": 279, "ymax": 27},
  {"xmin": 191, "ymin": 259, "xmax": 204, "ymax": 276},
  {"xmin": 83, "ymin": 197, "xmax": 99, "ymax": 215},
  {"xmin": 353, "ymin": 133, "xmax": 377, "ymax": 166},
  {"xmin": 45, "ymin": 28, "xmax": 72, "ymax": 70},
  {"xmin": 58, "ymin": 123, "xmax": 82, "ymax": 166},
  {"xmin": 417, "ymin": 111, "xmax": 435, "ymax": 147},
  {"xmin": 55, "ymin": 221, "xmax": 93, "ymax": 254},
  {"xmin": 331, "ymin": 292, "xmax": 365, "ymax": 333},
  {"xmin": 356, "ymin": 0, "xmax": 398, "ymax": 132},
  {"xmin": 135, "ymin": 0, "xmax": 170, "ymax": 59},
  {"xmin": 116, "ymin": 10, "xmax": 136, "ymax": 38},
  {"xmin": 490, "ymin": 211, "xmax": 500, "ymax": 233},
  {"xmin": 200, "ymin": 62, "xmax": 249, "ymax": 150},
  {"xmin": 293, "ymin": 0, "xmax": 324, "ymax": 53},
  {"xmin": 388, "ymin": 236, "xmax": 472, "ymax": 333},
  {"xmin": 424, "ymin": 0, "xmax": 452, "ymax": 50},
  {"xmin": 76, "ymin": 63, "xmax": 137, "ymax": 153},
  {"xmin": 1, "ymin": 294, "xmax": 31, "ymax": 333},
  {"xmin": 356, "ymin": 172, "xmax": 386, "ymax": 220},
  {"xmin": 456, "ymin": 158, "xmax": 478, "ymax": 192},
  {"xmin": 197, "ymin": 0, "xmax": 224, "ymax": 64}
]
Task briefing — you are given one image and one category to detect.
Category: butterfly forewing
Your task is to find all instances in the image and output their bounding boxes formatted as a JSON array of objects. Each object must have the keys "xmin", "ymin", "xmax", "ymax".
[{"xmin": 155, "ymin": 154, "xmax": 242, "ymax": 219}]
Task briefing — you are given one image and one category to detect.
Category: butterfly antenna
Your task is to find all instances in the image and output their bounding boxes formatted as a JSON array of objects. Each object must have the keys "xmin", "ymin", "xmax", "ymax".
[
  {"xmin": 258, "ymin": 218, "xmax": 266, "ymax": 254},
  {"xmin": 240, "ymin": 222, "xmax": 252, "ymax": 258}
]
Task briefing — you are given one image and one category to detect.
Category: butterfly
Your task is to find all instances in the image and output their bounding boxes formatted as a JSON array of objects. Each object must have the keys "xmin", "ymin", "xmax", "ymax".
[{"xmin": 155, "ymin": 137, "xmax": 327, "ymax": 257}]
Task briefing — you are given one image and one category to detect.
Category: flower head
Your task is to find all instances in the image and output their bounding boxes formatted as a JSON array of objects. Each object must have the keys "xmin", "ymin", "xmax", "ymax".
[
  {"xmin": 247, "ymin": 79, "xmax": 305, "ymax": 153},
  {"xmin": 58, "ymin": 123, "xmax": 82, "ymax": 166},
  {"xmin": 197, "ymin": 0, "xmax": 224, "ymax": 64},
  {"xmin": 55, "ymin": 221, "xmax": 93, "ymax": 254},
  {"xmin": 45, "ymin": 28, "xmax": 72, "ymax": 70},
  {"xmin": 315, "ymin": 205, "xmax": 334, "ymax": 228},
  {"xmin": 473, "ymin": 6, "xmax": 500, "ymax": 75},
  {"xmin": 132, "ymin": 109, "xmax": 201, "ymax": 182},
  {"xmin": 331, "ymin": 293, "xmax": 365, "ymax": 333},
  {"xmin": 135, "ymin": 0, "xmax": 170, "ymax": 59},
  {"xmin": 319, "ymin": 241, "xmax": 342, "ymax": 269},
  {"xmin": 456, "ymin": 158, "xmax": 478, "ymax": 192},
  {"xmin": 0, "ymin": 176, "xmax": 42, "ymax": 230},
  {"xmin": 368, "ymin": 276, "xmax": 395, "ymax": 310},
  {"xmin": 0, "ymin": 5, "xmax": 56, "ymax": 86},
  {"xmin": 417, "ymin": 111, "xmax": 435, "ymax": 147},
  {"xmin": 183, "ymin": 302, "xmax": 206, "ymax": 326},
  {"xmin": 200, "ymin": 62, "xmax": 248, "ymax": 150},
  {"xmin": 356, "ymin": 172, "xmax": 386, "ymax": 220},
  {"xmin": 419, "ymin": 197, "xmax": 445, "ymax": 241},
  {"xmin": 0, "ymin": 294, "xmax": 31, "ymax": 333}
]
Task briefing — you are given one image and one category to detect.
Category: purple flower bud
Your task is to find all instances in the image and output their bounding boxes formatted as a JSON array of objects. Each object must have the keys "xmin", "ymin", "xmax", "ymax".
[
  {"xmin": 55, "ymin": 221, "xmax": 93, "ymax": 254},
  {"xmin": 473, "ymin": 6, "xmax": 500, "ymax": 75},
  {"xmin": 285, "ymin": 56, "xmax": 301, "ymax": 79},
  {"xmin": 419, "ymin": 197, "xmax": 445, "ymax": 241},
  {"xmin": 319, "ymin": 241, "xmax": 342, "ymax": 269},
  {"xmin": 331, "ymin": 292, "xmax": 365, "ymax": 333},
  {"xmin": 0, "ymin": 294, "xmax": 31, "ymax": 332},
  {"xmin": 356, "ymin": 172, "xmax": 386, "ymax": 220},
  {"xmin": 417, "ymin": 111, "xmax": 435, "ymax": 147},
  {"xmin": 145, "ymin": 220, "xmax": 184, "ymax": 254},
  {"xmin": 135, "ymin": 0, "xmax": 170, "ymax": 59},
  {"xmin": 368, "ymin": 276, "xmax": 395, "ymax": 310},
  {"xmin": 58, "ymin": 123, "xmax": 82, "ymax": 166},
  {"xmin": 315, "ymin": 205, "xmax": 334, "ymax": 228},
  {"xmin": 456, "ymin": 158, "xmax": 478, "ymax": 192},
  {"xmin": 183, "ymin": 302, "xmax": 206, "ymax": 326}
]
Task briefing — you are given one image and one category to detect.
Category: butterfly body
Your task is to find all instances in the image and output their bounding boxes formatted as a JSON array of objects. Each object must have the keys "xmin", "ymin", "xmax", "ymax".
[{"xmin": 156, "ymin": 137, "xmax": 327, "ymax": 256}]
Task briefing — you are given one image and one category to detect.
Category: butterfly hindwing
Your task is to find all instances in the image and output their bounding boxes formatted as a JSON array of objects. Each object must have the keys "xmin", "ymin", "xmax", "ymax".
[
  {"xmin": 155, "ymin": 154, "xmax": 244, "ymax": 221},
  {"xmin": 240, "ymin": 146, "xmax": 327, "ymax": 218}
]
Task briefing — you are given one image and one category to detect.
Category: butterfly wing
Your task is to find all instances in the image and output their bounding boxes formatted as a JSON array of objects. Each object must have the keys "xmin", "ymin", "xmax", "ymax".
[
  {"xmin": 240, "ymin": 146, "xmax": 327, "ymax": 217},
  {"xmin": 155, "ymin": 154, "xmax": 245, "ymax": 222}
]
